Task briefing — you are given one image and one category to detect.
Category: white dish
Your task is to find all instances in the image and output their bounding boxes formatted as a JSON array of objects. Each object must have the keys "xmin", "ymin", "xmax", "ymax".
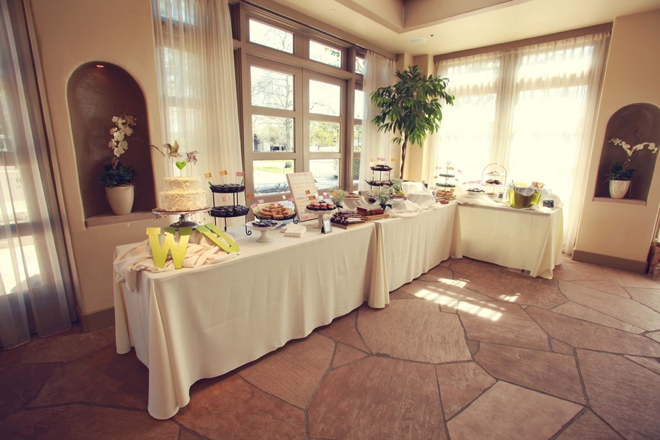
[{"xmin": 248, "ymin": 221, "xmax": 282, "ymax": 243}]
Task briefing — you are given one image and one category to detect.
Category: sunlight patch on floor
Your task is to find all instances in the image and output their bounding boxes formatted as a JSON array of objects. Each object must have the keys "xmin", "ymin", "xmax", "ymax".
[{"xmin": 411, "ymin": 279, "xmax": 503, "ymax": 321}]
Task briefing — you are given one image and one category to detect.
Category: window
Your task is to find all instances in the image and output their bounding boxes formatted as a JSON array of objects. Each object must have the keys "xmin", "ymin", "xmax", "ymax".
[
  {"xmin": 355, "ymin": 56, "xmax": 365, "ymax": 75},
  {"xmin": 309, "ymin": 40, "xmax": 342, "ymax": 68},
  {"xmin": 435, "ymin": 32, "xmax": 610, "ymax": 251},
  {"xmin": 237, "ymin": 9, "xmax": 365, "ymax": 200},
  {"xmin": 249, "ymin": 19, "xmax": 293, "ymax": 53},
  {"xmin": 353, "ymin": 88, "xmax": 364, "ymax": 185}
]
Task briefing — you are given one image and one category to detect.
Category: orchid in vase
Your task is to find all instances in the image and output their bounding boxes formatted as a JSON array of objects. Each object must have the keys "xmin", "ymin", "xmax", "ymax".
[
  {"xmin": 101, "ymin": 114, "xmax": 165, "ymax": 187},
  {"xmin": 606, "ymin": 137, "xmax": 658, "ymax": 181}
]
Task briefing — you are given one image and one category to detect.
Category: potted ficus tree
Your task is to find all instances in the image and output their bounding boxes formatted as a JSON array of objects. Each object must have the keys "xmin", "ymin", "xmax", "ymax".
[{"xmin": 370, "ymin": 65, "xmax": 454, "ymax": 177}]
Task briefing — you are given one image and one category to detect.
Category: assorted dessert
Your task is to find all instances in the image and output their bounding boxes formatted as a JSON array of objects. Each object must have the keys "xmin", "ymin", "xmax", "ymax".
[
  {"xmin": 306, "ymin": 200, "xmax": 337, "ymax": 211},
  {"xmin": 370, "ymin": 164, "xmax": 392, "ymax": 172},
  {"xmin": 209, "ymin": 183, "xmax": 246, "ymax": 193},
  {"xmin": 357, "ymin": 207, "xmax": 384, "ymax": 216},
  {"xmin": 365, "ymin": 180, "xmax": 393, "ymax": 187},
  {"xmin": 344, "ymin": 193, "xmax": 361, "ymax": 199},
  {"xmin": 331, "ymin": 211, "xmax": 365, "ymax": 226},
  {"xmin": 252, "ymin": 219, "xmax": 279, "ymax": 228},
  {"xmin": 467, "ymin": 188, "xmax": 485, "ymax": 193},
  {"xmin": 255, "ymin": 202, "xmax": 296, "ymax": 220},
  {"xmin": 159, "ymin": 176, "xmax": 208, "ymax": 211},
  {"xmin": 211, "ymin": 205, "xmax": 249, "ymax": 217}
]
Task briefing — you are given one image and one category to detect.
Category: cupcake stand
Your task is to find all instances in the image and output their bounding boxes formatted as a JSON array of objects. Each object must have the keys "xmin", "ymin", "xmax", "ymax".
[{"xmin": 209, "ymin": 185, "xmax": 252, "ymax": 236}]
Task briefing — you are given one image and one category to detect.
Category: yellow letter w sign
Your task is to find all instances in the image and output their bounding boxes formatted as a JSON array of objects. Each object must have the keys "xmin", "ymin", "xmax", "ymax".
[{"xmin": 146, "ymin": 227, "xmax": 192, "ymax": 269}]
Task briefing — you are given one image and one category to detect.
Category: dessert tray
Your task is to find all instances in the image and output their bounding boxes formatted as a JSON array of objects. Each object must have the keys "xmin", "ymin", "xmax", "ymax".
[
  {"xmin": 209, "ymin": 183, "xmax": 246, "ymax": 193},
  {"xmin": 330, "ymin": 211, "xmax": 369, "ymax": 229},
  {"xmin": 252, "ymin": 202, "xmax": 297, "ymax": 221},
  {"xmin": 248, "ymin": 220, "xmax": 282, "ymax": 243},
  {"xmin": 210, "ymin": 205, "xmax": 250, "ymax": 218},
  {"xmin": 305, "ymin": 207, "xmax": 338, "ymax": 229}
]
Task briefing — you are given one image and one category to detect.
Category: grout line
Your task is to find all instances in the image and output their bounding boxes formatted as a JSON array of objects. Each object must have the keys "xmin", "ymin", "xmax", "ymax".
[
  {"xmin": 433, "ymin": 364, "xmax": 452, "ymax": 439},
  {"xmin": 19, "ymin": 401, "xmax": 148, "ymax": 413},
  {"xmin": 171, "ymin": 421, "xmax": 212, "ymax": 440},
  {"xmin": 233, "ymin": 373, "xmax": 307, "ymax": 412},
  {"xmin": 354, "ymin": 306, "xmax": 373, "ymax": 355},
  {"xmin": 444, "ymin": 379, "xmax": 498, "ymax": 423},
  {"xmin": 304, "ymin": 343, "xmax": 343, "ymax": 440},
  {"xmin": 573, "ymin": 348, "xmax": 591, "ymax": 410},
  {"xmin": 548, "ymin": 407, "xmax": 588, "ymax": 440}
]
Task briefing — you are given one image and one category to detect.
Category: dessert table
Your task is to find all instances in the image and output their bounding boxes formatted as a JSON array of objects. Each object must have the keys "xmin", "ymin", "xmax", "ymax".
[
  {"xmin": 373, "ymin": 203, "xmax": 461, "ymax": 299},
  {"xmin": 455, "ymin": 204, "xmax": 562, "ymax": 278},
  {"xmin": 114, "ymin": 223, "xmax": 384, "ymax": 419}
]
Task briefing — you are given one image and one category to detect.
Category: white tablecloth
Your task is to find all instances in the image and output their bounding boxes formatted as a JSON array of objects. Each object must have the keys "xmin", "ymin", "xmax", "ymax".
[
  {"xmin": 455, "ymin": 204, "xmax": 563, "ymax": 278},
  {"xmin": 374, "ymin": 203, "xmax": 461, "ymax": 298},
  {"xmin": 114, "ymin": 223, "xmax": 384, "ymax": 419}
]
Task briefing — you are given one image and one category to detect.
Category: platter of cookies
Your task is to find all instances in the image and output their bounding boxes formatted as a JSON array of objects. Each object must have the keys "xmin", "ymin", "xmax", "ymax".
[{"xmin": 252, "ymin": 202, "xmax": 296, "ymax": 220}]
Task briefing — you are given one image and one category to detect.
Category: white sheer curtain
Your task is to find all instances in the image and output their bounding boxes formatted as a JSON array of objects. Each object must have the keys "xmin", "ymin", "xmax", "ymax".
[
  {"xmin": 359, "ymin": 51, "xmax": 395, "ymax": 190},
  {"xmin": 433, "ymin": 33, "xmax": 609, "ymax": 253},
  {"xmin": 152, "ymin": 0, "xmax": 243, "ymax": 196},
  {"xmin": 429, "ymin": 52, "xmax": 501, "ymax": 183},
  {"xmin": 0, "ymin": 0, "xmax": 74, "ymax": 349}
]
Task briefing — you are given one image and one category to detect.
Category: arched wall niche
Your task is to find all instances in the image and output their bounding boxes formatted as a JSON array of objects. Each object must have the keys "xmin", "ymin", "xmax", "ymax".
[
  {"xmin": 595, "ymin": 103, "xmax": 660, "ymax": 201},
  {"xmin": 67, "ymin": 62, "xmax": 157, "ymax": 219}
]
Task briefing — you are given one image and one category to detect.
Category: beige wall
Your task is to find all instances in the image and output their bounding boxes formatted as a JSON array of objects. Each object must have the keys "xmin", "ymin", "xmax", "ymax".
[
  {"xmin": 30, "ymin": 0, "xmax": 168, "ymax": 317},
  {"xmin": 574, "ymin": 8, "xmax": 660, "ymax": 265}
]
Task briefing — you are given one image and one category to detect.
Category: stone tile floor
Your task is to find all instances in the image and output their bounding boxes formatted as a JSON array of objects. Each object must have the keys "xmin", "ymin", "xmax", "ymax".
[{"xmin": 1, "ymin": 255, "xmax": 660, "ymax": 439}]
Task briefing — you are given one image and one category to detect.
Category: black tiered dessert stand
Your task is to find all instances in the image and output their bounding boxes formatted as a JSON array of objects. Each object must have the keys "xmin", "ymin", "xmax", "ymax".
[{"xmin": 209, "ymin": 184, "xmax": 252, "ymax": 235}]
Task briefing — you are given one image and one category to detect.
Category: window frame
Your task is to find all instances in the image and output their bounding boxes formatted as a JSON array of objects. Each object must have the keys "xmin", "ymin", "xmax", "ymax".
[{"xmin": 235, "ymin": 4, "xmax": 369, "ymax": 203}]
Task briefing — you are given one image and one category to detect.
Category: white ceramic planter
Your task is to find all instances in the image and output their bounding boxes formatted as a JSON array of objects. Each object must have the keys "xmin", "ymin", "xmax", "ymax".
[
  {"xmin": 609, "ymin": 180, "xmax": 631, "ymax": 199},
  {"xmin": 105, "ymin": 185, "xmax": 134, "ymax": 215}
]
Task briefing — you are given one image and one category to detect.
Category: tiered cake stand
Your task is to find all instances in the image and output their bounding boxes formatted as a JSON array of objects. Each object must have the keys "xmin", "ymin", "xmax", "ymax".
[
  {"xmin": 305, "ymin": 207, "xmax": 338, "ymax": 229},
  {"xmin": 209, "ymin": 184, "xmax": 251, "ymax": 236},
  {"xmin": 152, "ymin": 208, "xmax": 211, "ymax": 229},
  {"xmin": 248, "ymin": 221, "xmax": 281, "ymax": 243}
]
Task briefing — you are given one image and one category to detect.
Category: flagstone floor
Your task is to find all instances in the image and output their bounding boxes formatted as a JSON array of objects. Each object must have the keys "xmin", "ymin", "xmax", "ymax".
[{"xmin": 1, "ymin": 255, "xmax": 660, "ymax": 439}]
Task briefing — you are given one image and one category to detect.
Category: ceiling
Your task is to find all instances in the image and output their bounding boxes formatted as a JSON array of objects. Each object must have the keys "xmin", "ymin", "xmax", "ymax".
[{"xmin": 271, "ymin": 0, "xmax": 660, "ymax": 56}]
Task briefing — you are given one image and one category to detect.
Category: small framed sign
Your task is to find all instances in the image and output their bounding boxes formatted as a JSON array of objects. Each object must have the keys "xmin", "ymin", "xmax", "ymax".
[
  {"xmin": 322, "ymin": 218, "xmax": 332, "ymax": 234},
  {"xmin": 542, "ymin": 200, "xmax": 555, "ymax": 208}
]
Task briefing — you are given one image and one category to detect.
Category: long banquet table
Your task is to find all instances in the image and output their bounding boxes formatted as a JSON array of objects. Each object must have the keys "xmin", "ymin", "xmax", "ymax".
[
  {"xmin": 114, "ymin": 222, "xmax": 384, "ymax": 419},
  {"xmin": 373, "ymin": 203, "xmax": 461, "ymax": 299},
  {"xmin": 455, "ymin": 204, "xmax": 563, "ymax": 278}
]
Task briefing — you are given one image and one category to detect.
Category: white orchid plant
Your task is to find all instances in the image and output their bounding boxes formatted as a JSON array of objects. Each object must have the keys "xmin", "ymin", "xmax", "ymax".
[
  {"xmin": 101, "ymin": 113, "xmax": 199, "ymax": 187},
  {"xmin": 607, "ymin": 138, "xmax": 658, "ymax": 181}
]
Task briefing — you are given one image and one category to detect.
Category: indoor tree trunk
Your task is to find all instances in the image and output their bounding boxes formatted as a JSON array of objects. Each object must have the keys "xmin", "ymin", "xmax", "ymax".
[{"xmin": 400, "ymin": 139, "xmax": 408, "ymax": 178}]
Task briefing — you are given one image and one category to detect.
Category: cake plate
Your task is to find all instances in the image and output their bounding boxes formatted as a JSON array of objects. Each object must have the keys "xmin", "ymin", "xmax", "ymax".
[
  {"xmin": 305, "ymin": 208, "xmax": 338, "ymax": 229},
  {"xmin": 152, "ymin": 208, "xmax": 210, "ymax": 229},
  {"xmin": 248, "ymin": 221, "xmax": 282, "ymax": 243}
]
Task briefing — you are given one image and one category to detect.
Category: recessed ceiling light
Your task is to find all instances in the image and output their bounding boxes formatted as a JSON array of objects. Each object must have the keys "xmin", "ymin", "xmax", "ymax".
[{"xmin": 408, "ymin": 38, "xmax": 426, "ymax": 45}]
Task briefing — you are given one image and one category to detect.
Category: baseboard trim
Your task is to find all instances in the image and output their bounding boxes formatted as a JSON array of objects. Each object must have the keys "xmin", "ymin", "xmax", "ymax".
[
  {"xmin": 572, "ymin": 250, "xmax": 648, "ymax": 274},
  {"xmin": 77, "ymin": 305, "xmax": 115, "ymax": 333}
]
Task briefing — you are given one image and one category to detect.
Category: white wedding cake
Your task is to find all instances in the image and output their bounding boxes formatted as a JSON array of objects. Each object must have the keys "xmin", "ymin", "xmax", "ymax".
[{"xmin": 159, "ymin": 177, "xmax": 208, "ymax": 211}]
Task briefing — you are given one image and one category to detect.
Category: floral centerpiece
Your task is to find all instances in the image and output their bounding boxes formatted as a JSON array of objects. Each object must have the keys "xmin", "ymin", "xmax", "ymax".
[{"xmin": 330, "ymin": 188, "xmax": 348, "ymax": 208}]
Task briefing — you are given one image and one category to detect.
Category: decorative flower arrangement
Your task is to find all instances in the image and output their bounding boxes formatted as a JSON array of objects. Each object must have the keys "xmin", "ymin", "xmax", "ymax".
[
  {"xmin": 607, "ymin": 137, "xmax": 658, "ymax": 181},
  {"xmin": 101, "ymin": 114, "xmax": 138, "ymax": 188},
  {"xmin": 330, "ymin": 188, "xmax": 347, "ymax": 207},
  {"xmin": 101, "ymin": 113, "xmax": 197, "ymax": 187}
]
